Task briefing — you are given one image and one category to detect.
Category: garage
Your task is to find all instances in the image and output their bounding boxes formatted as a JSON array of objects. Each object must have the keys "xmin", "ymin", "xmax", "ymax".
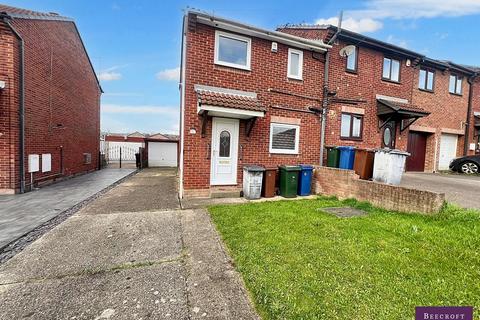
[
  {"xmin": 438, "ymin": 134, "xmax": 458, "ymax": 170},
  {"xmin": 148, "ymin": 142, "xmax": 178, "ymax": 167}
]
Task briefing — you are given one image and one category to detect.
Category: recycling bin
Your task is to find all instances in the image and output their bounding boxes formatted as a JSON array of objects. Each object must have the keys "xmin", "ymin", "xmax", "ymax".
[
  {"xmin": 326, "ymin": 146, "xmax": 340, "ymax": 168},
  {"xmin": 279, "ymin": 165, "xmax": 301, "ymax": 198},
  {"xmin": 338, "ymin": 146, "xmax": 356, "ymax": 170},
  {"xmin": 354, "ymin": 149, "xmax": 375, "ymax": 180},
  {"xmin": 242, "ymin": 165, "xmax": 265, "ymax": 200},
  {"xmin": 298, "ymin": 165, "xmax": 314, "ymax": 196},
  {"xmin": 262, "ymin": 167, "xmax": 278, "ymax": 198},
  {"xmin": 372, "ymin": 149, "xmax": 410, "ymax": 185}
]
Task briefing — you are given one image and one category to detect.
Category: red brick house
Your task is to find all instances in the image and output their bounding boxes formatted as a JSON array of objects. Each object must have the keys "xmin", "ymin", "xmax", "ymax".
[
  {"xmin": 178, "ymin": 12, "xmax": 479, "ymax": 198},
  {"xmin": 0, "ymin": 5, "xmax": 102, "ymax": 194},
  {"xmin": 179, "ymin": 11, "xmax": 330, "ymax": 197}
]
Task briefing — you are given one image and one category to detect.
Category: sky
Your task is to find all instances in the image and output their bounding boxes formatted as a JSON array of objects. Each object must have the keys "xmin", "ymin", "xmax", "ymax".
[{"xmin": 4, "ymin": 0, "xmax": 480, "ymax": 135}]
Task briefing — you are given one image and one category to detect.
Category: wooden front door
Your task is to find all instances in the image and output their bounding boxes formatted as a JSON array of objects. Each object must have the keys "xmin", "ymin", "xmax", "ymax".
[{"xmin": 406, "ymin": 132, "xmax": 427, "ymax": 171}]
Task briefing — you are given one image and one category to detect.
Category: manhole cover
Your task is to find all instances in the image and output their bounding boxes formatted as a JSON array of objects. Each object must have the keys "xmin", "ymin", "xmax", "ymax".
[{"xmin": 319, "ymin": 207, "xmax": 367, "ymax": 218}]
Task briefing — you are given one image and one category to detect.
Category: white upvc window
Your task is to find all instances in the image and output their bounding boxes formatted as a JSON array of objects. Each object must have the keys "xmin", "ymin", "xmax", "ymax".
[
  {"xmin": 287, "ymin": 48, "xmax": 303, "ymax": 80},
  {"xmin": 269, "ymin": 123, "xmax": 300, "ymax": 154},
  {"xmin": 214, "ymin": 30, "xmax": 251, "ymax": 70}
]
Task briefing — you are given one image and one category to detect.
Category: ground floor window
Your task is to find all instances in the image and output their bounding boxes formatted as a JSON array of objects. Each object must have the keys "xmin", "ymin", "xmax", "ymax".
[
  {"xmin": 269, "ymin": 123, "xmax": 300, "ymax": 154},
  {"xmin": 340, "ymin": 113, "xmax": 363, "ymax": 140}
]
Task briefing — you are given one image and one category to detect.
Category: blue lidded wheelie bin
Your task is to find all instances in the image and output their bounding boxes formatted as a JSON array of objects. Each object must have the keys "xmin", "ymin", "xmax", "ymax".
[
  {"xmin": 298, "ymin": 165, "xmax": 314, "ymax": 196},
  {"xmin": 338, "ymin": 146, "xmax": 356, "ymax": 170}
]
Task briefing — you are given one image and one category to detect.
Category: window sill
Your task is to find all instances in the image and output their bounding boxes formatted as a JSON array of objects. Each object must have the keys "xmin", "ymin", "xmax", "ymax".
[
  {"xmin": 287, "ymin": 76, "xmax": 303, "ymax": 82},
  {"xmin": 418, "ymin": 88, "xmax": 435, "ymax": 94},
  {"xmin": 345, "ymin": 69, "xmax": 358, "ymax": 75},
  {"xmin": 269, "ymin": 150, "xmax": 299, "ymax": 155},
  {"xmin": 449, "ymin": 92, "xmax": 463, "ymax": 97},
  {"xmin": 340, "ymin": 137, "xmax": 363, "ymax": 141},
  {"xmin": 381, "ymin": 78, "xmax": 401, "ymax": 85},
  {"xmin": 214, "ymin": 61, "xmax": 251, "ymax": 72}
]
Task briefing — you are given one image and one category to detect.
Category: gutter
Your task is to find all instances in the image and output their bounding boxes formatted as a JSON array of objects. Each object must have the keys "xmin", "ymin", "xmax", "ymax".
[
  {"xmin": 2, "ymin": 15, "xmax": 26, "ymax": 193},
  {"xmin": 193, "ymin": 11, "xmax": 330, "ymax": 52},
  {"xmin": 464, "ymin": 73, "xmax": 478, "ymax": 155},
  {"xmin": 178, "ymin": 13, "xmax": 188, "ymax": 199}
]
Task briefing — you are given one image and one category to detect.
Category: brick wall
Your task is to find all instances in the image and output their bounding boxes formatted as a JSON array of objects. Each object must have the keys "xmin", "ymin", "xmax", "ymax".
[
  {"xmin": 314, "ymin": 166, "xmax": 445, "ymax": 214},
  {"xmin": 0, "ymin": 18, "xmax": 101, "ymax": 193},
  {"xmin": 472, "ymin": 78, "xmax": 480, "ymax": 154},
  {"xmin": 183, "ymin": 23, "xmax": 324, "ymax": 193}
]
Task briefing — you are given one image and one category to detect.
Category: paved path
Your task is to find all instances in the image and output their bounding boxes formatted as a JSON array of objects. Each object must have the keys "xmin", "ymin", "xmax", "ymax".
[
  {"xmin": 0, "ymin": 169, "xmax": 135, "ymax": 249},
  {"xmin": 0, "ymin": 168, "xmax": 258, "ymax": 320},
  {"xmin": 401, "ymin": 172, "xmax": 480, "ymax": 210}
]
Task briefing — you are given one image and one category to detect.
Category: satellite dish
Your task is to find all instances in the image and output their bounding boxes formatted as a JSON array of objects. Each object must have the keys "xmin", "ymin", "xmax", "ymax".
[{"xmin": 339, "ymin": 45, "xmax": 356, "ymax": 57}]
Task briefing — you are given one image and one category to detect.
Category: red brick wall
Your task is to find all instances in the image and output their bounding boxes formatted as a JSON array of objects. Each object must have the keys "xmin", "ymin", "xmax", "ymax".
[
  {"xmin": 183, "ymin": 23, "xmax": 324, "ymax": 192},
  {"xmin": 0, "ymin": 18, "xmax": 101, "ymax": 192},
  {"xmin": 0, "ymin": 22, "xmax": 20, "ymax": 193},
  {"xmin": 471, "ymin": 78, "xmax": 480, "ymax": 154},
  {"xmin": 314, "ymin": 166, "xmax": 445, "ymax": 214}
]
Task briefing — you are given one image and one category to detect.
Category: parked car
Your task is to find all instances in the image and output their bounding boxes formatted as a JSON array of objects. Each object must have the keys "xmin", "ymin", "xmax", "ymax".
[{"xmin": 449, "ymin": 155, "xmax": 480, "ymax": 174}]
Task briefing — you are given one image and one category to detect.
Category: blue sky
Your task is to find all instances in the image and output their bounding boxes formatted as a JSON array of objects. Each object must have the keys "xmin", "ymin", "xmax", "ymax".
[{"xmin": 5, "ymin": 0, "xmax": 480, "ymax": 134}]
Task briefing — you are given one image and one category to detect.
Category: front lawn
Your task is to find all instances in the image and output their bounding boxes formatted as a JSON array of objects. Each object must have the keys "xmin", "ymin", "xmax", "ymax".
[{"xmin": 209, "ymin": 197, "xmax": 480, "ymax": 320}]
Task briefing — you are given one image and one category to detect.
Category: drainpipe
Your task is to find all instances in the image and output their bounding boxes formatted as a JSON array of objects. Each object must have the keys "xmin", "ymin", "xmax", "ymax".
[
  {"xmin": 2, "ymin": 15, "xmax": 26, "ymax": 193},
  {"xmin": 464, "ymin": 73, "xmax": 478, "ymax": 155},
  {"xmin": 319, "ymin": 12, "xmax": 342, "ymax": 166},
  {"xmin": 178, "ymin": 13, "xmax": 188, "ymax": 199}
]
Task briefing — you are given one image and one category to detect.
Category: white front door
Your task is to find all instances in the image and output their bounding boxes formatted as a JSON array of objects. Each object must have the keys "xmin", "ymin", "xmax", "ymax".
[
  {"xmin": 210, "ymin": 118, "xmax": 239, "ymax": 185},
  {"xmin": 438, "ymin": 134, "xmax": 458, "ymax": 170}
]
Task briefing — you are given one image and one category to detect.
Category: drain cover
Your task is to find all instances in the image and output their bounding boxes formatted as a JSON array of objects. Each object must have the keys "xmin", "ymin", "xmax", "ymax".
[{"xmin": 320, "ymin": 207, "xmax": 367, "ymax": 218}]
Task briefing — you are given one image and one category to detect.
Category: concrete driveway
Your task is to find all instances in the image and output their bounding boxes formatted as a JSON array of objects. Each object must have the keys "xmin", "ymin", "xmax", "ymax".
[
  {"xmin": 0, "ymin": 168, "xmax": 258, "ymax": 319},
  {"xmin": 0, "ymin": 168, "xmax": 135, "ymax": 249},
  {"xmin": 401, "ymin": 172, "xmax": 480, "ymax": 210}
]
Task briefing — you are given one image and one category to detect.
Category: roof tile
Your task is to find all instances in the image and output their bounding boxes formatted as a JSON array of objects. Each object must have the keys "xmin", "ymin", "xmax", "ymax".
[{"xmin": 196, "ymin": 89, "xmax": 265, "ymax": 112}]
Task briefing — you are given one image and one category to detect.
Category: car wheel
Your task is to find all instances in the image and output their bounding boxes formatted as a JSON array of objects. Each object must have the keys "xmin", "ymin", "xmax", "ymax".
[{"xmin": 460, "ymin": 161, "xmax": 479, "ymax": 174}]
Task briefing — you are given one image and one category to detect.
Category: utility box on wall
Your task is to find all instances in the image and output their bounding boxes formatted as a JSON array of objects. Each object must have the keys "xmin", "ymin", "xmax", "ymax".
[{"xmin": 28, "ymin": 154, "xmax": 39, "ymax": 173}]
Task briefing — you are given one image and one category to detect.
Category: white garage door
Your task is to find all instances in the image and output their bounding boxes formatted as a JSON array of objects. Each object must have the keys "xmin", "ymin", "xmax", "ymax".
[
  {"xmin": 438, "ymin": 134, "xmax": 458, "ymax": 170},
  {"xmin": 148, "ymin": 142, "xmax": 177, "ymax": 167}
]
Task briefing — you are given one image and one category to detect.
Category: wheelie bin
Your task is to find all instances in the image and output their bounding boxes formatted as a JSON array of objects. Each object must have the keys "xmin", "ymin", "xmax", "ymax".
[
  {"xmin": 279, "ymin": 165, "xmax": 300, "ymax": 198},
  {"xmin": 298, "ymin": 165, "xmax": 314, "ymax": 196},
  {"xmin": 338, "ymin": 146, "xmax": 356, "ymax": 170},
  {"xmin": 326, "ymin": 146, "xmax": 340, "ymax": 168}
]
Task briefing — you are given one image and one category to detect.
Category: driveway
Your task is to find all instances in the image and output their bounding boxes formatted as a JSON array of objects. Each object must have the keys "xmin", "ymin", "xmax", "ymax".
[
  {"xmin": 0, "ymin": 168, "xmax": 258, "ymax": 319},
  {"xmin": 401, "ymin": 172, "xmax": 480, "ymax": 210},
  {"xmin": 0, "ymin": 168, "xmax": 135, "ymax": 249}
]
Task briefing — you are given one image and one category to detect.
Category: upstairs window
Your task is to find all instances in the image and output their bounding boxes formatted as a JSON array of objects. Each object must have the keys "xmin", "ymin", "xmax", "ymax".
[
  {"xmin": 340, "ymin": 113, "xmax": 363, "ymax": 140},
  {"xmin": 449, "ymin": 75, "xmax": 463, "ymax": 95},
  {"xmin": 214, "ymin": 31, "xmax": 251, "ymax": 70},
  {"xmin": 418, "ymin": 69, "xmax": 435, "ymax": 91},
  {"xmin": 346, "ymin": 46, "xmax": 358, "ymax": 72},
  {"xmin": 382, "ymin": 57, "xmax": 400, "ymax": 82},
  {"xmin": 269, "ymin": 123, "xmax": 300, "ymax": 154},
  {"xmin": 287, "ymin": 48, "xmax": 303, "ymax": 80}
]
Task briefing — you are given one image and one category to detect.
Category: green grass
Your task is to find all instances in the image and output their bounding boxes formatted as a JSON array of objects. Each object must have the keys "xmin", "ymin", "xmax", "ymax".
[{"xmin": 208, "ymin": 197, "xmax": 480, "ymax": 320}]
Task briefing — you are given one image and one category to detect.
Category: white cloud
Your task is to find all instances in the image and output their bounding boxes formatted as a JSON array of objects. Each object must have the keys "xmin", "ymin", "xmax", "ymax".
[
  {"xmin": 156, "ymin": 67, "xmax": 180, "ymax": 81},
  {"xmin": 386, "ymin": 35, "xmax": 408, "ymax": 48},
  {"xmin": 316, "ymin": 0, "xmax": 480, "ymax": 33},
  {"xmin": 315, "ymin": 17, "xmax": 383, "ymax": 33},
  {"xmin": 98, "ymin": 71, "xmax": 122, "ymax": 81},
  {"xmin": 102, "ymin": 104, "xmax": 178, "ymax": 116}
]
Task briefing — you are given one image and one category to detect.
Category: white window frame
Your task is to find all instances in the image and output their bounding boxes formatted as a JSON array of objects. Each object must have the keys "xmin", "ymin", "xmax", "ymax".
[
  {"xmin": 269, "ymin": 122, "xmax": 300, "ymax": 154},
  {"xmin": 214, "ymin": 30, "xmax": 251, "ymax": 71},
  {"xmin": 287, "ymin": 48, "xmax": 303, "ymax": 80}
]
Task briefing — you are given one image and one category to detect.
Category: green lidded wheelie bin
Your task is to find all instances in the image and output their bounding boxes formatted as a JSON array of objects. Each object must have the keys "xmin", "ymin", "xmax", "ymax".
[
  {"xmin": 326, "ymin": 146, "xmax": 340, "ymax": 168},
  {"xmin": 279, "ymin": 165, "xmax": 301, "ymax": 198}
]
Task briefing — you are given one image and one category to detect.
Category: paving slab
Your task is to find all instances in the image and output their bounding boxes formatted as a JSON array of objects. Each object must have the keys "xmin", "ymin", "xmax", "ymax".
[
  {"xmin": 0, "ymin": 210, "xmax": 182, "ymax": 284},
  {"xmin": 0, "ymin": 263, "xmax": 188, "ymax": 320},
  {"xmin": 0, "ymin": 169, "xmax": 135, "ymax": 248},
  {"xmin": 182, "ymin": 209, "xmax": 259, "ymax": 320}
]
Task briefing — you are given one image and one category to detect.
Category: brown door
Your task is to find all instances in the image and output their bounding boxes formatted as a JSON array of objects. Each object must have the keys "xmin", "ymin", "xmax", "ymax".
[{"xmin": 406, "ymin": 132, "xmax": 427, "ymax": 171}]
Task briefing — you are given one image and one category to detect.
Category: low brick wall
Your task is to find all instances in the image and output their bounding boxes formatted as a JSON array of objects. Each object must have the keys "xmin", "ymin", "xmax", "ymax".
[{"xmin": 314, "ymin": 167, "xmax": 445, "ymax": 214}]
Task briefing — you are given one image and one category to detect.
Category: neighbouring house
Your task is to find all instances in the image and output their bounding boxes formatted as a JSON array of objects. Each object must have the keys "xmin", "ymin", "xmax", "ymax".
[
  {"xmin": 178, "ymin": 11, "xmax": 479, "ymax": 198},
  {"xmin": 0, "ymin": 5, "xmax": 102, "ymax": 194},
  {"xmin": 279, "ymin": 25, "xmax": 478, "ymax": 172},
  {"xmin": 101, "ymin": 132, "xmax": 179, "ymax": 167}
]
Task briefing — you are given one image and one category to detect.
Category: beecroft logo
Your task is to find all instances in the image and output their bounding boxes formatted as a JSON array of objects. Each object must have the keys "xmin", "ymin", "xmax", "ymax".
[{"xmin": 415, "ymin": 306, "xmax": 473, "ymax": 320}]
